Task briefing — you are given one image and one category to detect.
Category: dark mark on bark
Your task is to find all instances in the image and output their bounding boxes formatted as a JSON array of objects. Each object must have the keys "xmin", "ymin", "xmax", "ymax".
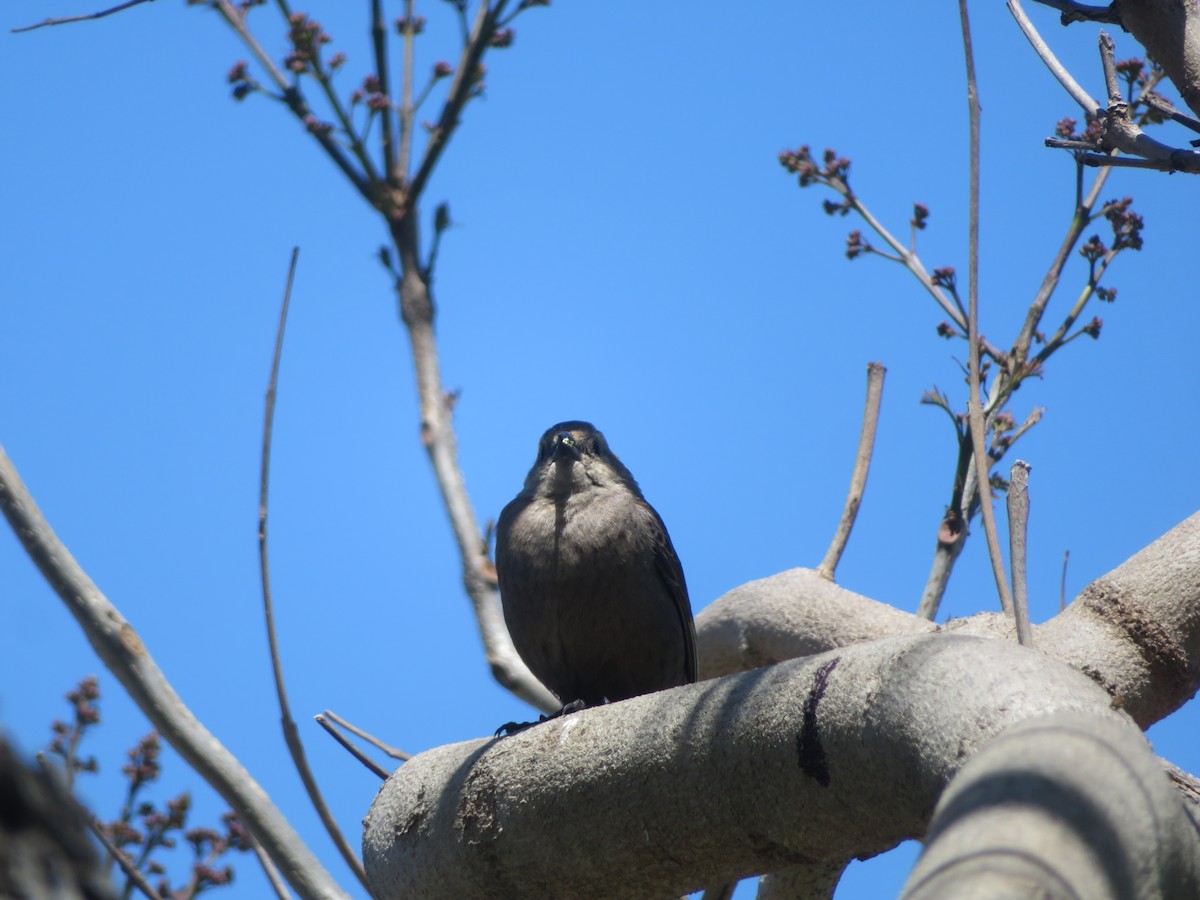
[{"xmin": 797, "ymin": 656, "xmax": 840, "ymax": 786}]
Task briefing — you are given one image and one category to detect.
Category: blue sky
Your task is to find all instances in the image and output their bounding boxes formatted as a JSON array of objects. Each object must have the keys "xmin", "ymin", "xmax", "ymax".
[{"xmin": 2, "ymin": 2, "xmax": 1197, "ymax": 897}]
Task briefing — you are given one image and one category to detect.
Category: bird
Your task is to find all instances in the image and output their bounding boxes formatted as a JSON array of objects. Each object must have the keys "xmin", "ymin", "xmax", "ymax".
[{"xmin": 495, "ymin": 421, "xmax": 697, "ymax": 723}]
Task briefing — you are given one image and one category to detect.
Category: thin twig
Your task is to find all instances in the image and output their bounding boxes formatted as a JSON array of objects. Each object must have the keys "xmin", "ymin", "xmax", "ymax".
[
  {"xmin": 0, "ymin": 447, "xmax": 347, "ymax": 899},
  {"xmin": 1060, "ymin": 549, "xmax": 1070, "ymax": 611},
  {"xmin": 371, "ymin": 0, "xmax": 397, "ymax": 184},
  {"xmin": 1011, "ymin": 167, "xmax": 1110, "ymax": 359},
  {"xmin": 212, "ymin": 0, "xmax": 373, "ymax": 204},
  {"xmin": 258, "ymin": 249, "xmax": 369, "ymax": 890},
  {"xmin": 323, "ymin": 709, "xmax": 411, "ymax": 761},
  {"xmin": 816, "ymin": 361, "xmax": 886, "ymax": 581},
  {"xmin": 1008, "ymin": 0, "xmax": 1101, "ymax": 115},
  {"xmin": 397, "ymin": 0, "xmax": 416, "ymax": 183},
  {"xmin": 407, "ymin": 0, "xmax": 507, "ymax": 208},
  {"xmin": 245, "ymin": 832, "xmax": 293, "ymax": 900},
  {"xmin": 1144, "ymin": 94, "xmax": 1200, "ymax": 135},
  {"xmin": 1076, "ymin": 151, "xmax": 1200, "ymax": 171},
  {"xmin": 11, "ymin": 0, "xmax": 155, "ymax": 33},
  {"xmin": 315, "ymin": 716, "xmax": 390, "ymax": 780},
  {"xmin": 848, "ymin": 197, "xmax": 973, "ymax": 343},
  {"xmin": 960, "ymin": 0, "xmax": 1015, "ymax": 617},
  {"xmin": 1007, "ymin": 461, "xmax": 1035, "ymax": 646},
  {"xmin": 86, "ymin": 816, "xmax": 164, "ymax": 900}
]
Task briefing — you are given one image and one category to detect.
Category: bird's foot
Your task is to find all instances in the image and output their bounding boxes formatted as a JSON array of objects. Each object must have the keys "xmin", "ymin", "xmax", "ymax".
[{"xmin": 494, "ymin": 699, "xmax": 593, "ymax": 737}]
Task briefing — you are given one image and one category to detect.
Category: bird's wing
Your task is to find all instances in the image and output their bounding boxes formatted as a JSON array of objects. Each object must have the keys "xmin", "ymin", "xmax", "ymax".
[{"xmin": 647, "ymin": 504, "xmax": 698, "ymax": 684}]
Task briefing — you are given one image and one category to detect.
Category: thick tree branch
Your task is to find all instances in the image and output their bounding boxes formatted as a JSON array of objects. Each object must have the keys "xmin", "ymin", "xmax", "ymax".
[
  {"xmin": 362, "ymin": 634, "xmax": 1141, "ymax": 898},
  {"xmin": 0, "ymin": 445, "xmax": 348, "ymax": 900},
  {"xmin": 696, "ymin": 511, "xmax": 1200, "ymax": 729},
  {"xmin": 903, "ymin": 713, "xmax": 1200, "ymax": 897},
  {"xmin": 1107, "ymin": 0, "xmax": 1200, "ymax": 119}
]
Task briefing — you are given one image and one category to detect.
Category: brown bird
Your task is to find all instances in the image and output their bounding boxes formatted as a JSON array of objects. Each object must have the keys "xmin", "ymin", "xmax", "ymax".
[{"xmin": 495, "ymin": 421, "xmax": 697, "ymax": 716}]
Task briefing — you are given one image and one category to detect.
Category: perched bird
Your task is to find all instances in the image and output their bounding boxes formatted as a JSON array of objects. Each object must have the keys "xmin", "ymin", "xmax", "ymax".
[{"xmin": 495, "ymin": 421, "xmax": 697, "ymax": 715}]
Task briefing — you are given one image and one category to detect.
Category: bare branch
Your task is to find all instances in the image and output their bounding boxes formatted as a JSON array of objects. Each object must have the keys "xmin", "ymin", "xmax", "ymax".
[
  {"xmin": 83, "ymin": 813, "xmax": 164, "ymax": 900},
  {"xmin": 816, "ymin": 361, "xmax": 886, "ymax": 581},
  {"xmin": 406, "ymin": 0, "xmax": 508, "ymax": 208},
  {"xmin": 1142, "ymin": 93, "xmax": 1200, "ymax": 134},
  {"xmin": 1060, "ymin": 549, "xmax": 1070, "ymax": 611},
  {"xmin": 1074, "ymin": 150, "xmax": 1200, "ymax": 170},
  {"xmin": 1007, "ymin": 461, "xmax": 1035, "ymax": 646},
  {"xmin": 315, "ymin": 715, "xmax": 390, "ymax": 780},
  {"xmin": 372, "ymin": 0, "xmax": 397, "ymax": 184},
  {"xmin": 323, "ymin": 709, "xmax": 412, "ymax": 762},
  {"xmin": 12, "ymin": 0, "xmax": 155, "ymax": 33},
  {"xmin": 258, "ymin": 249, "xmax": 368, "ymax": 889},
  {"xmin": 0, "ymin": 445, "xmax": 348, "ymax": 900},
  {"xmin": 395, "ymin": 0, "xmax": 416, "ymax": 183},
  {"xmin": 1008, "ymin": 0, "xmax": 1102, "ymax": 115},
  {"xmin": 960, "ymin": 0, "xmax": 1015, "ymax": 617},
  {"xmin": 1011, "ymin": 166, "xmax": 1111, "ymax": 361},
  {"xmin": 1093, "ymin": 32, "xmax": 1200, "ymax": 170},
  {"xmin": 212, "ymin": 0, "xmax": 373, "ymax": 205}
]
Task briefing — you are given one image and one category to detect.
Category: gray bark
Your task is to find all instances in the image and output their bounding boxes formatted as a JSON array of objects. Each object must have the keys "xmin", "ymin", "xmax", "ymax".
[{"xmin": 362, "ymin": 511, "xmax": 1200, "ymax": 897}]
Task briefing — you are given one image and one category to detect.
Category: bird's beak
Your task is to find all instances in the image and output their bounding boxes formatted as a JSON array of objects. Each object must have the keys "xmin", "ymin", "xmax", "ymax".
[{"xmin": 551, "ymin": 431, "xmax": 582, "ymax": 463}]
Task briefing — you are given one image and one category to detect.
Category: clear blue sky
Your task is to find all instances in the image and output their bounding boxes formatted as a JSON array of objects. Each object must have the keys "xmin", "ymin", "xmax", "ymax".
[{"xmin": 2, "ymin": 2, "xmax": 1196, "ymax": 897}]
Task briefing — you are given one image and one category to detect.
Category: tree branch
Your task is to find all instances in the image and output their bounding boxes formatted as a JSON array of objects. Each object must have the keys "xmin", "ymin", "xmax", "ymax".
[
  {"xmin": 695, "ymin": 510, "xmax": 1200, "ymax": 730},
  {"xmin": 904, "ymin": 713, "xmax": 1199, "ymax": 897},
  {"xmin": 12, "ymin": 0, "xmax": 155, "ymax": 33},
  {"xmin": 1009, "ymin": 0, "xmax": 1103, "ymax": 115},
  {"xmin": 960, "ymin": 0, "xmax": 1015, "ymax": 618},
  {"xmin": 362, "ymin": 633, "xmax": 1153, "ymax": 898},
  {"xmin": 1006, "ymin": 461, "xmax": 1034, "ymax": 646},
  {"xmin": 816, "ymin": 361, "xmax": 885, "ymax": 581},
  {"xmin": 258, "ymin": 249, "xmax": 368, "ymax": 889},
  {"xmin": 211, "ymin": 0, "xmax": 374, "ymax": 206},
  {"xmin": 405, "ymin": 0, "xmax": 506, "ymax": 209},
  {"xmin": 0, "ymin": 445, "xmax": 348, "ymax": 900},
  {"xmin": 371, "ymin": 0, "xmax": 397, "ymax": 185}
]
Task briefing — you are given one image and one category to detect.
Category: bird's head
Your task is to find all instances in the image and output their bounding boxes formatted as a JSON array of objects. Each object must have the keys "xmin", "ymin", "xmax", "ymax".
[{"xmin": 528, "ymin": 421, "xmax": 640, "ymax": 497}]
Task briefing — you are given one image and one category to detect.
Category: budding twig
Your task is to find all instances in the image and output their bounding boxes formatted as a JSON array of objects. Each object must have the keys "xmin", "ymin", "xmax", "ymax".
[
  {"xmin": 84, "ymin": 812, "xmax": 165, "ymax": 900},
  {"xmin": 817, "ymin": 362, "xmax": 886, "ymax": 582}
]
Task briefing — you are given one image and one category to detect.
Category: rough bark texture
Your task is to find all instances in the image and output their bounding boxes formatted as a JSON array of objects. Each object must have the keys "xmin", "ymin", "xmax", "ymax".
[
  {"xmin": 903, "ymin": 713, "xmax": 1200, "ymax": 898},
  {"xmin": 1118, "ymin": 0, "xmax": 1200, "ymax": 118},
  {"xmin": 362, "ymin": 511, "xmax": 1200, "ymax": 897},
  {"xmin": 363, "ymin": 634, "xmax": 1126, "ymax": 898},
  {"xmin": 698, "ymin": 512, "xmax": 1200, "ymax": 727}
]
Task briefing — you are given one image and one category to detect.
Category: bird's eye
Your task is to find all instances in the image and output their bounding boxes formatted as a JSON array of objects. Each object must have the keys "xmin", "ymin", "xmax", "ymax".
[{"xmin": 589, "ymin": 438, "xmax": 601, "ymax": 454}]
